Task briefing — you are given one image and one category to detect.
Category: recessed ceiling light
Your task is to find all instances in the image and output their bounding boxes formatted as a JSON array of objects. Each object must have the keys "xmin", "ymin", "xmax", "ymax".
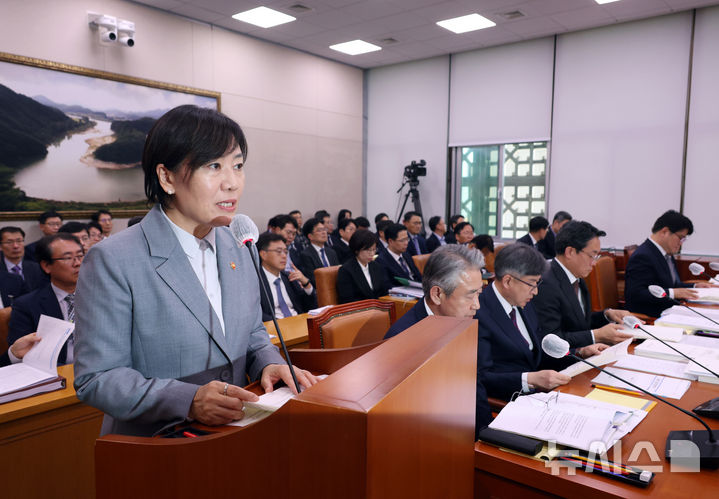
[
  {"xmin": 232, "ymin": 6, "xmax": 296, "ymax": 28},
  {"xmin": 436, "ymin": 13, "xmax": 496, "ymax": 34},
  {"xmin": 329, "ymin": 40, "xmax": 381, "ymax": 55},
  {"xmin": 595, "ymin": 0, "xmax": 621, "ymax": 4}
]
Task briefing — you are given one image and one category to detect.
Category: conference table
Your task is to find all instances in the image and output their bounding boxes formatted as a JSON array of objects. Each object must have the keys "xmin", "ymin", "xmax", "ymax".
[{"xmin": 474, "ymin": 347, "xmax": 719, "ymax": 498}]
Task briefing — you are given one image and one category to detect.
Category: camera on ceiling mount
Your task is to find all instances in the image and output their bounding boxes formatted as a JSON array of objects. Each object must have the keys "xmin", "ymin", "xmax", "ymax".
[{"xmin": 88, "ymin": 12, "xmax": 135, "ymax": 47}]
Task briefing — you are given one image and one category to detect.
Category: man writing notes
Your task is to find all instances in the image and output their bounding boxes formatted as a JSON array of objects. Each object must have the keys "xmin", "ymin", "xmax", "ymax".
[
  {"xmin": 476, "ymin": 243, "xmax": 605, "ymax": 402},
  {"xmin": 533, "ymin": 221, "xmax": 634, "ymax": 349},
  {"xmin": 625, "ymin": 210, "xmax": 711, "ymax": 317}
]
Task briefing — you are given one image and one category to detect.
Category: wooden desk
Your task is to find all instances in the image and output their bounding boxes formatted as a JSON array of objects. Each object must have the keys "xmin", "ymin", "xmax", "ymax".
[
  {"xmin": 379, "ymin": 295, "xmax": 417, "ymax": 318},
  {"xmin": 475, "ymin": 363, "xmax": 719, "ymax": 498},
  {"xmin": 264, "ymin": 313, "xmax": 311, "ymax": 349},
  {"xmin": 0, "ymin": 364, "xmax": 103, "ymax": 499}
]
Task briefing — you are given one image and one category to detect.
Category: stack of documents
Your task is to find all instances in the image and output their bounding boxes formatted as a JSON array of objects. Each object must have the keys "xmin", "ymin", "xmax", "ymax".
[
  {"xmin": 655, "ymin": 313, "xmax": 719, "ymax": 333},
  {"xmin": 661, "ymin": 305, "xmax": 719, "ymax": 322},
  {"xmin": 686, "ymin": 288, "xmax": 719, "ymax": 304},
  {"xmin": 590, "ymin": 367, "xmax": 691, "ymax": 400},
  {"xmin": 613, "ymin": 354, "xmax": 697, "ymax": 381},
  {"xmin": 684, "ymin": 359, "xmax": 719, "ymax": 385},
  {"xmin": 489, "ymin": 392, "xmax": 647, "ymax": 453},
  {"xmin": 388, "ymin": 286, "xmax": 423, "ymax": 299},
  {"xmin": 634, "ymin": 338, "xmax": 719, "ymax": 363},
  {"xmin": 620, "ymin": 324, "xmax": 684, "ymax": 342}
]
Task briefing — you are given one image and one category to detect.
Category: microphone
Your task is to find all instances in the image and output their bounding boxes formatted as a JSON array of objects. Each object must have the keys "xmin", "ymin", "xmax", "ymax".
[
  {"xmin": 648, "ymin": 285, "xmax": 719, "ymax": 329},
  {"xmin": 541, "ymin": 334, "xmax": 719, "ymax": 468},
  {"xmin": 230, "ymin": 214, "xmax": 301, "ymax": 393},
  {"xmin": 710, "ymin": 262, "xmax": 719, "ymax": 272},
  {"xmin": 689, "ymin": 262, "xmax": 719, "ymax": 285}
]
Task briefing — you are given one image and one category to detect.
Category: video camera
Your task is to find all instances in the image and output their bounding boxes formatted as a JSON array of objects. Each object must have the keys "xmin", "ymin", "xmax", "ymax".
[{"xmin": 403, "ymin": 159, "xmax": 427, "ymax": 182}]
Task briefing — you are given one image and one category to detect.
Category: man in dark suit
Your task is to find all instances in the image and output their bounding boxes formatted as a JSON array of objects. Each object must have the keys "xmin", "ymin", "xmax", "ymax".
[
  {"xmin": 382, "ymin": 245, "xmax": 491, "ymax": 433},
  {"xmin": 257, "ymin": 233, "xmax": 316, "ymax": 322},
  {"xmin": 403, "ymin": 211, "xmax": 428, "ymax": 256},
  {"xmin": 445, "ymin": 214, "xmax": 464, "ymax": 244},
  {"xmin": 299, "ymin": 217, "xmax": 339, "ymax": 285},
  {"xmin": 330, "ymin": 218, "xmax": 356, "ymax": 264},
  {"xmin": 7, "ymin": 233, "xmax": 84, "ymax": 365},
  {"xmin": 375, "ymin": 219, "xmax": 392, "ymax": 257},
  {"xmin": 23, "ymin": 210, "xmax": 63, "ymax": 262},
  {"xmin": 376, "ymin": 223, "xmax": 422, "ymax": 284},
  {"xmin": 533, "ymin": 221, "xmax": 634, "ymax": 349},
  {"xmin": 314, "ymin": 210, "xmax": 335, "ymax": 247},
  {"xmin": 0, "ymin": 226, "xmax": 47, "ymax": 291},
  {"xmin": 0, "ymin": 271, "xmax": 28, "ymax": 308},
  {"xmin": 537, "ymin": 211, "xmax": 572, "ymax": 259},
  {"xmin": 426, "ymin": 216, "xmax": 447, "ymax": 253},
  {"xmin": 268, "ymin": 214, "xmax": 302, "ymax": 273},
  {"xmin": 476, "ymin": 243, "xmax": 604, "ymax": 401},
  {"xmin": 625, "ymin": 210, "xmax": 710, "ymax": 317},
  {"xmin": 516, "ymin": 216, "xmax": 549, "ymax": 250}
]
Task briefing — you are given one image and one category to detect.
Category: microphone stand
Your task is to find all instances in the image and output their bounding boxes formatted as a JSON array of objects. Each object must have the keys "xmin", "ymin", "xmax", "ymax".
[
  {"xmin": 569, "ymin": 353, "xmax": 719, "ymax": 468},
  {"xmin": 244, "ymin": 241, "xmax": 301, "ymax": 393}
]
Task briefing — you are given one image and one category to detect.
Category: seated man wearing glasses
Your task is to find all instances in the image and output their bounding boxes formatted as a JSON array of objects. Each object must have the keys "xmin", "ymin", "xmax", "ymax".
[
  {"xmin": 7, "ymin": 233, "xmax": 85, "ymax": 365},
  {"xmin": 625, "ymin": 210, "xmax": 711, "ymax": 318},
  {"xmin": 257, "ymin": 233, "xmax": 316, "ymax": 322},
  {"xmin": 533, "ymin": 221, "xmax": 633, "ymax": 350},
  {"xmin": 477, "ymin": 243, "xmax": 605, "ymax": 402}
]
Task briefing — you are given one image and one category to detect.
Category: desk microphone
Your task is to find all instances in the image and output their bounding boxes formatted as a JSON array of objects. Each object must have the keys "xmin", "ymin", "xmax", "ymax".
[
  {"xmin": 648, "ymin": 285, "xmax": 719, "ymax": 329},
  {"xmin": 542, "ymin": 334, "xmax": 719, "ymax": 468},
  {"xmin": 688, "ymin": 262, "xmax": 719, "ymax": 285},
  {"xmin": 230, "ymin": 214, "xmax": 301, "ymax": 393},
  {"xmin": 710, "ymin": 262, "xmax": 719, "ymax": 272}
]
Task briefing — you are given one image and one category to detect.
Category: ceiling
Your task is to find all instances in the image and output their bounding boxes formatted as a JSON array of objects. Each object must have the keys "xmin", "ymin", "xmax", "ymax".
[{"xmin": 131, "ymin": 0, "xmax": 719, "ymax": 68}]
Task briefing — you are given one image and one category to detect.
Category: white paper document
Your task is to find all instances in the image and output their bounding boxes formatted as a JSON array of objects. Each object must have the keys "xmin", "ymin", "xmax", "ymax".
[
  {"xmin": 634, "ymin": 338, "xmax": 719, "ymax": 363},
  {"xmin": 591, "ymin": 367, "xmax": 691, "ymax": 399},
  {"xmin": 612, "ymin": 354, "xmax": 696, "ymax": 381},
  {"xmin": 684, "ymin": 358, "xmax": 719, "ymax": 385},
  {"xmin": 661, "ymin": 305, "xmax": 719, "ymax": 322},
  {"xmin": 559, "ymin": 338, "xmax": 631, "ymax": 377},
  {"xmin": 489, "ymin": 392, "xmax": 647, "ymax": 453},
  {"xmin": 388, "ymin": 286, "xmax": 424, "ymax": 299},
  {"xmin": 687, "ymin": 288, "xmax": 719, "ymax": 304},
  {"xmin": 656, "ymin": 313, "xmax": 719, "ymax": 333},
  {"xmin": 621, "ymin": 324, "xmax": 684, "ymax": 342}
]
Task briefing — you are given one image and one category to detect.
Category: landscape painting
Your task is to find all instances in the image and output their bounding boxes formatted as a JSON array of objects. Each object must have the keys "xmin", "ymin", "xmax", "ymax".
[{"xmin": 0, "ymin": 53, "xmax": 219, "ymax": 217}]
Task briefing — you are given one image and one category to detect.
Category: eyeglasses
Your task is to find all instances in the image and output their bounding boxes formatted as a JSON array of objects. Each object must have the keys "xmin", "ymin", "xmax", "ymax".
[
  {"xmin": 44, "ymin": 222, "xmax": 62, "ymax": 228},
  {"xmin": 672, "ymin": 232, "xmax": 689, "ymax": 243},
  {"xmin": 0, "ymin": 238, "xmax": 24, "ymax": 246},
  {"xmin": 264, "ymin": 248, "xmax": 288, "ymax": 255},
  {"xmin": 510, "ymin": 275, "xmax": 542, "ymax": 290},
  {"xmin": 395, "ymin": 237, "xmax": 409, "ymax": 243},
  {"xmin": 580, "ymin": 249, "xmax": 601, "ymax": 261},
  {"xmin": 52, "ymin": 253, "xmax": 85, "ymax": 263}
]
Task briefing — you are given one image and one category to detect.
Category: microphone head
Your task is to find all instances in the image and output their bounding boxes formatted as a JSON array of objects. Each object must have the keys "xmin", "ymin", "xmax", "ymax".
[
  {"xmin": 710, "ymin": 262, "xmax": 719, "ymax": 272},
  {"xmin": 541, "ymin": 334, "xmax": 570, "ymax": 359},
  {"xmin": 623, "ymin": 315, "xmax": 641, "ymax": 329},
  {"xmin": 648, "ymin": 285, "xmax": 667, "ymax": 299},
  {"xmin": 229, "ymin": 214, "xmax": 259, "ymax": 246},
  {"xmin": 689, "ymin": 262, "xmax": 705, "ymax": 276}
]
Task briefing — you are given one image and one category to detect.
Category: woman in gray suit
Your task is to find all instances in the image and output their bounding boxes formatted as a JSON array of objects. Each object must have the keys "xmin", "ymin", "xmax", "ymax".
[{"xmin": 73, "ymin": 105, "xmax": 316, "ymax": 436}]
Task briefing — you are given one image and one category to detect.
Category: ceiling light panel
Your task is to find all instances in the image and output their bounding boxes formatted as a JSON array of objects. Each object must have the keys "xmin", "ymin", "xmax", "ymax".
[
  {"xmin": 436, "ymin": 13, "xmax": 496, "ymax": 34},
  {"xmin": 329, "ymin": 39, "xmax": 382, "ymax": 55},
  {"xmin": 232, "ymin": 6, "xmax": 296, "ymax": 28}
]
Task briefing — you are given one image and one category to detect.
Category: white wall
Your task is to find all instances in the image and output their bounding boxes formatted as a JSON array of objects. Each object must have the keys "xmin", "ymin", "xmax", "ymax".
[{"xmin": 0, "ymin": 0, "xmax": 363, "ymax": 237}]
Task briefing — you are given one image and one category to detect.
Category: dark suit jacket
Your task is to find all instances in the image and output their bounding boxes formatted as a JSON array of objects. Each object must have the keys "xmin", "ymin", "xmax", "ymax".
[
  {"xmin": 426, "ymin": 233, "xmax": 445, "ymax": 253},
  {"xmin": 0, "ymin": 351, "xmax": 10, "ymax": 367},
  {"xmin": 383, "ymin": 299, "xmax": 492, "ymax": 433},
  {"xmin": 336, "ymin": 259, "xmax": 391, "ymax": 304},
  {"xmin": 445, "ymin": 231, "xmax": 457, "ymax": 244},
  {"xmin": 537, "ymin": 229, "xmax": 556, "ymax": 259},
  {"xmin": 625, "ymin": 239, "xmax": 692, "ymax": 317},
  {"xmin": 299, "ymin": 244, "xmax": 339, "ymax": 285},
  {"xmin": 0, "ymin": 253, "xmax": 47, "ymax": 291},
  {"xmin": 376, "ymin": 249, "xmax": 422, "ymax": 284},
  {"xmin": 259, "ymin": 269, "xmax": 316, "ymax": 322},
  {"xmin": 8, "ymin": 284, "xmax": 69, "ymax": 364},
  {"xmin": 406, "ymin": 234, "xmax": 428, "ymax": 256},
  {"xmin": 23, "ymin": 241, "xmax": 39, "ymax": 262},
  {"xmin": 533, "ymin": 259, "xmax": 608, "ymax": 349},
  {"xmin": 1, "ymin": 271, "xmax": 28, "ymax": 307},
  {"xmin": 330, "ymin": 235, "xmax": 353, "ymax": 264},
  {"xmin": 516, "ymin": 234, "xmax": 537, "ymax": 248},
  {"xmin": 476, "ymin": 285, "xmax": 543, "ymax": 400}
]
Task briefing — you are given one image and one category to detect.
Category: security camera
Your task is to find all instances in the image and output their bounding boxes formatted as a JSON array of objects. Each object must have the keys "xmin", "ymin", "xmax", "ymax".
[
  {"xmin": 88, "ymin": 12, "xmax": 118, "ymax": 43},
  {"xmin": 117, "ymin": 19, "xmax": 135, "ymax": 47}
]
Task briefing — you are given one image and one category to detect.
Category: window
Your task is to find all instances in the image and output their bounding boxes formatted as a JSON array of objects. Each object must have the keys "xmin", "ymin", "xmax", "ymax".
[{"xmin": 452, "ymin": 141, "xmax": 548, "ymax": 239}]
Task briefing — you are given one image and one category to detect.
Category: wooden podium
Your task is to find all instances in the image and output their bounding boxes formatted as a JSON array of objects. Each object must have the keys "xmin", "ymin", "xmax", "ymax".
[{"xmin": 95, "ymin": 316, "xmax": 477, "ymax": 498}]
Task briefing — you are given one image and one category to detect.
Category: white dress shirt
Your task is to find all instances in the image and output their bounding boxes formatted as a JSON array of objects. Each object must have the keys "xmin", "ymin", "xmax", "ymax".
[
  {"xmin": 492, "ymin": 282, "xmax": 533, "ymax": 392},
  {"xmin": 555, "ymin": 258, "xmax": 596, "ymax": 343},
  {"xmin": 648, "ymin": 237, "xmax": 680, "ymax": 298},
  {"xmin": 262, "ymin": 266, "xmax": 298, "ymax": 318},
  {"xmin": 357, "ymin": 259, "xmax": 373, "ymax": 289}
]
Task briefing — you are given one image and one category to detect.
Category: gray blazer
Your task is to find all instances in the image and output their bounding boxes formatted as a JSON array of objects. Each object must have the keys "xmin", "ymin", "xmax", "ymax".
[{"xmin": 73, "ymin": 205, "xmax": 284, "ymax": 436}]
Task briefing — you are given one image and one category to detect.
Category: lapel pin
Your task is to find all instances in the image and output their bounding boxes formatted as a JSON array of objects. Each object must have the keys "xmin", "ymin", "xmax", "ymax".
[{"xmin": 230, "ymin": 262, "xmax": 236, "ymax": 270}]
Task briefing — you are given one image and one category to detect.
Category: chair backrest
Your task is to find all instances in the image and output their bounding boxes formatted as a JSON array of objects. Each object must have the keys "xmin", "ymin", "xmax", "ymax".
[
  {"xmin": 307, "ymin": 299, "xmax": 396, "ymax": 349},
  {"xmin": 315, "ymin": 265, "xmax": 340, "ymax": 307},
  {"xmin": 412, "ymin": 254, "xmax": 431, "ymax": 275},
  {"xmin": 585, "ymin": 256, "xmax": 619, "ymax": 312},
  {"xmin": 0, "ymin": 306, "xmax": 11, "ymax": 353}
]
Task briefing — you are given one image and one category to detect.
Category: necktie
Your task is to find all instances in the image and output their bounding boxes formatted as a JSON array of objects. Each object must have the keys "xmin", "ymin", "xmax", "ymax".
[
  {"xmin": 273, "ymin": 278, "xmax": 292, "ymax": 318},
  {"xmin": 665, "ymin": 254, "xmax": 680, "ymax": 285},
  {"xmin": 11, "ymin": 264, "xmax": 23, "ymax": 279},
  {"xmin": 572, "ymin": 280, "xmax": 585, "ymax": 314},
  {"xmin": 64, "ymin": 293, "xmax": 75, "ymax": 363},
  {"xmin": 320, "ymin": 248, "xmax": 329, "ymax": 267},
  {"xmin": 398, "ymin": 256, "xmax": 411, "ymax": 277},
  {"xmin": 509, "ymin": 308, "xmax": 530, "ymax": 346},
  {"xmin": 65, "ymin": 293, "xmax": 76, "ymax": 323},
  {"xmin": 412, "ymin": 236, "xmax": 421, "ymax": 255}
]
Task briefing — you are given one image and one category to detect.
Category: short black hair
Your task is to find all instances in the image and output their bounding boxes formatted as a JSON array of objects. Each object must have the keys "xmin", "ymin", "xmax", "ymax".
[
  {"xmin": 35, "ymin": 233, "xmax": 83, "ymax": 265},
  {"xmin": 0, "ymin": 226, "xmax": 25, "ymax": 240},
  {"xmin": 91, "ymin": 209, "xmax": 112, "ymax": 222},
  {"xmin": 58, "ymin": 222, "xmax": 88, "ymax": 235},
  {"xmin": 38, "ymin": 210, "xmax": 62, "ymax": 224},
  {"xmin": 302, "ymin": 217, "xmax": 324, "ymax": 237},
  {"xmin": 555, "ymin": 221, "xmax": 606, "ymax": 254},
  {"xmin": 374, "ymin": 213, "xmax": 389, "ymax": 224},
  {"xmin": 454, "ymin": 221, "xmax": 473, "ymax": 235},
  {"xmin": 651, "ymin": 210, "xmax": 694, "ymax": 235},
  {"xmin": 289, "ymin": 209, "xmax": 301, "ymax": 217},
  {"xmin": 376, "ymin": 219, "xmax": 393, "ymax": 235},
  {"xmin": 494, "ymin": 243, "xmax": 548, "ymax": 279},
  {"xmin": 354, "ymin": 216, "xmax": 370, "ymax": 229},
  {"xmin": 403, "ymin": 211, "xmax": 421, "ymax": 222},
  {"xmin": 269, "ymin": 214, "xmax": 297, "ymax": 230},
  {"xmin": 449, "ymin": 214, "xmax": 464, "ymax": 227},
  {"xmin": 553, "ymin": 211, "xmax": 572, "ymax": 223},
  {"xmin": 143, "ymin": 105, "xmax": 247, "ymax": 209},
  {"xmin": 337, "ymin": 209, "xmax": 352, "ymax": 224},
  {"xmin": 470, "ymin": 234, "xmax": 494, "ymax": 252},
  {"xmin": 338, "ymin": 217, "xmax": 356, "ymax": 231},
  {"xmin": 126, "ymin": 216, "xmax": 144, "ymax": 227},
  {"xmin": 529, "ymin": 216, "xmax": 549, "ymax": 232},
  {"xmin": 428, "ymin": 216, "xmax": 441, "ymax": 232},
  {"xmin": 314, "ymin": 210, "xmax": 330, "ymax": 221},
  {"xmin": 349, "ymin": 229, "xmax": 378, "ymax": 254},
  {"xmin": 257, "ymin": 232, "xmax": 286, "ymax": 252},
  {"xmin": 385, "ymin": 223, "xmax": 407, "ymax": 241},
  {"xmin": 87, "ymin": 221, "xmax": 103, "ymax": 232}
]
